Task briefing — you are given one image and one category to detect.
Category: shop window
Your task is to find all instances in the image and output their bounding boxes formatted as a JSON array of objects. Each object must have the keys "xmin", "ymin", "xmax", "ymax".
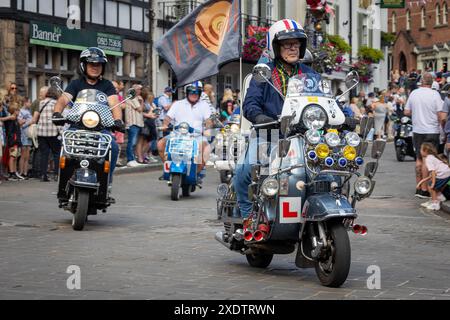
[
  {"xmin": 38, "ymin": 0, "xmax": 52, "ymax": 15},
  {"xmin": 116, "ymin": 57, "xmax": 123, "ymax": 76},
  {"xmin": 85, "ymin": 0, "xmax": 91, "ymax": 22},
  {"xmin": 129, "ymin": 56, "xmax": 136, "ymax": 78},
  {"xmin": 45, "ymin": 48, "xmax": 53, "ymax": 69},
  {"xmin": 28, "ymin": 77, "xmax": 37, "ymax": 101},
  {"xmin": 0, "ymin": 0, "xmax": 11, "ymax": 8},
  {"xmin": 28, "ymin": 46, "xmax": 37, "ymax": 68},
  {"xmin": 106, "ymin": 1, "xmax": 118, "ymax": 27},
  {"xmin": 60, "ymin": 50, "xmax": 68, "ymax": 71}
]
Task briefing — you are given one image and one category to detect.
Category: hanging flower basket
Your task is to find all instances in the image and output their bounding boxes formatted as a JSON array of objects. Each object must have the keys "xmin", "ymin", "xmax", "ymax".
[{"xmin": 243, "ymin": 29, "xmax": 268, "ymax": 62}]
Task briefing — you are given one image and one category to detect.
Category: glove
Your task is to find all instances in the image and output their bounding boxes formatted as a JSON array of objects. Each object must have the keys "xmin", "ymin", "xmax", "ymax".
[
  {"xmin": 255, "ymin": 114, "xmax": 274, "ymax": 124},
  {"xmin": 112, "ymin": 119, "xmax": 125, "ymax": 133},
  {"xmin": 52, "ymin": 112, "xmax": 66, "ymax": 126}
]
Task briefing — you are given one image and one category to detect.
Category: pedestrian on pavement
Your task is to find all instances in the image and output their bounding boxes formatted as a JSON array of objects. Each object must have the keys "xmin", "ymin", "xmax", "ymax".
[
  {"xmin": 404, "ymin": 72, "xmax": 446, "ymax": 198},
  {"xmin": 137, "ymin": 87, "xmax": 158, "ymax": 163},
  {"xmin": 418, "ymin": 142, "xmax": 450, "ymax": 211},
  {"xmin": 157, "ymin": 87, "xmax": 174, "ymax": 137},
  {"xmin": 18, "ymin": 97, "xmax": 33, "ymax": 179},
  {"xmin": 4, "ymin": 102, "xmax": 24, "ymax": 180},
  {"xmin": 125, "ymin": 84, "xmax": 145, "ymax": 167},
  {"xmin": 220, "ymin": 88, "xmax": 235, "ymax": 122},
  {"xmin": 201, "ymin": 83, "xmax": 216, "ymax": 114},
  {"xmin": 111, "ymin": 81, "xmax": 125, "ymax": 167},
  {"xmin": 36, "ymin": 87, "xmax": 62, "ymax": 182}
]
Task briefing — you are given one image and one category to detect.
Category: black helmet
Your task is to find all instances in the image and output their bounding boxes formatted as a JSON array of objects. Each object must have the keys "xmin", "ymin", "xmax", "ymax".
[{"xmin": 79, "ymin": 47, "xmax": 108, "ymax": 77}]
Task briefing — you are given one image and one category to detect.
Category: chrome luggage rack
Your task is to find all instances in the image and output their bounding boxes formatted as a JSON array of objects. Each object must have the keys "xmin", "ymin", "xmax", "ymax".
[{"xmin": 62, "ymin": 130, "xmax": 112, "ymax": 159}]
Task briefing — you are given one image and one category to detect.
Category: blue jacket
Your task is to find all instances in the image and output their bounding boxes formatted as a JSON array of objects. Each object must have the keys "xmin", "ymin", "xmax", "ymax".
[{"xmin": 243, "ymin": 61, "xmax": 317, "ymax": 123}]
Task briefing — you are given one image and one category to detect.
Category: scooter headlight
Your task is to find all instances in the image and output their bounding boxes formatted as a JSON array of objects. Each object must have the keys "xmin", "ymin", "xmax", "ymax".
[
  {"xmin": 354, "ymin": 176, "xmax": 372, "ymax": 195},
  {"xmin": 302, "ymin": 104, "xmax": 327, "ymax": 130},
  {"xmin": 178, "ymin": 122, "xmax": 190, "ymax": 134},
  {"xmin": 325, "ymin": 132, "xmax": 341, "ymax": 147},
  {"xmin": 343, "ymin": 145, "xmax": 357, "ymax": 161},
  {"xmin": 81, "ymin": 111, "xmax": 100, "ymax": 129},
  {"xmin": 401, "ymin": 116, "xmax": 409, "ymax": 124},
  {"xmin": 261, "ymin": 177, "xmax": 279, "ymax": 197},
  {"xmin": 345, "ymin": 132, "xmax": 361, "ymax": 147},
  {"xmin": 315, "ymin": 143, "xmax": 329, "ymax": 159},
  {"xmin": 305, "ymin": 129, "xmax": 321, "ymax": 145},
  {"xmin": 230, "ymin": 124, "xmax": 240, "ymax": 134}
]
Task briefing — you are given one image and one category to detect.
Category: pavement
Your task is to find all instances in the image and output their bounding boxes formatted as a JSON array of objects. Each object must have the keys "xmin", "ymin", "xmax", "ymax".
[{"xmin": 1, "ymin": 142, "xmax": 450, "ymax": 300}]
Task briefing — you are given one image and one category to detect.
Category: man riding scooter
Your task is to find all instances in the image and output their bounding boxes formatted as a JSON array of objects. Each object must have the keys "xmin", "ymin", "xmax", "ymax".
[
  {"xmin": 233, "ymin": 19, "xmax": 317, "ymax": 218},
  {"xmin": 157, "ymin": 81, "xmax": 213, "ymax": 184}
]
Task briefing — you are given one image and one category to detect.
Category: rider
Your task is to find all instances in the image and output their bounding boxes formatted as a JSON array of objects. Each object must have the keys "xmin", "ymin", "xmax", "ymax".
[
  {"xmin": 52, "ymin": 47, "xmax": 124, "ymax": 182},
  {"xmin": 234, "ymin": 19, "xmax": 317, "ymax": 218},
  {"xmin": 157, "ymin": 81, "xmax": 213, "ymax": 183}
]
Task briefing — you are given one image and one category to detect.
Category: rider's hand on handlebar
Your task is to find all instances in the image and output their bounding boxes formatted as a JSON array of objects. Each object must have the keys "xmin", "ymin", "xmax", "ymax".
[
  {"xmin": 255, "ymin": 114, "xmax": 275, "ymax": 124},
  {"xmin": 112, "ymin": 119, "xmax": 126, "ymax": 133},
  {"xmin": 52, "ymin": 112, "xmax": 66, "ymax": 126}
]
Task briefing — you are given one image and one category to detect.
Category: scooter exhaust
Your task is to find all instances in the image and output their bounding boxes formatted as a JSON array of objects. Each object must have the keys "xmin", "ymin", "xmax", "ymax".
[
  {"xmin": 215, "ymin": 231, "xmax": 231, "ymax": 249},
  {"xmin": 244, "ymin": 230, "xmax": 254, "ymax": 241},
  {"xmin": 253, "ymin": 224, "xmax": 270, "ymax": 242},
  {"xmin": 352, "ymin": 224, "xmax": 368, "ymax": 235}
]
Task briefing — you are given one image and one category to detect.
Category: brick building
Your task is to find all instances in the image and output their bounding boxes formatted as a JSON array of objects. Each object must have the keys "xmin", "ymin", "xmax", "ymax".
[{"xmin": 389, "ymin": 0, "xmax": 450, "ymax": 73}]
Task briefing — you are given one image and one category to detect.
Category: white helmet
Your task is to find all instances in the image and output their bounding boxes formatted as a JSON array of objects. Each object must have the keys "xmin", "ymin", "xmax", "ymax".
[
  {"xmin": 266, "ymin": 19, "xmax": 308, "ymax": 60},
  {"xmin": 184, "ymin": 80, "xmax": 203, "ymax": 95}
]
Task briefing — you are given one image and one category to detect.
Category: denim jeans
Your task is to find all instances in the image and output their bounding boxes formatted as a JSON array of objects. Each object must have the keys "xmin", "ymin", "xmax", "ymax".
[
  {"xmin": 233, "ymin": 134, "xmax": 272, "ymax": 218},
  {"xmin": 126, "ymin": 125, "xmax": 141, "ymax": 162}
]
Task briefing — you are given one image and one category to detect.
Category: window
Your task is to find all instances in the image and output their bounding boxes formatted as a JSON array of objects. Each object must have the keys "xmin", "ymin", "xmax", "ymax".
[
  {"xmin": 24, "ymin": 0, "xmax": 37, "ymax": 12},
  {"xmin": 28, "ymin": 76, "xmax": 37, "ymax": 101},
  {"xmin": 0, "ymin": 0, "xmax": 11, "ymax": 8},
  {"xmin": 55, "ymin": 0, "xmax": 68, "ymax": 17},
  {"xmin": 421, "ymin": 6, "xmax": 426, "ymax": 28},
  {"xmin": 92, "ymin": 0, "xmax": 105, "ymax": 24},
  {"xmin": 38, "ymin": 0, "xmax": 52, "ymax": 15},
  {"xmin": 44, "ymin": 48, "xmax": 52, "ymax": 69},
  {"xmin": 129, "ymin": 56, "xmax": 136, "ymax": 78},
  {"xmin": 85, "ymin": 0, "xmax": 91, "ymax": 22},
  {"xmin": 116, "ymin": 57, "xmax": 123, "ymax": 76},
  {"xmin": 60, "ymin": 50, "xmax": 68, "ymax": 71},
  {"xmin": 266, "ymin": 0, "xmax": 273, "ymax": 21},
  {"xmin": 28, "ymin": 46, "xmax": 37, "ymax": 68},
  {"xmin": 106, "ymin": 1, "xmax": 118, "ymax": 27},
  {"xmin": 406, "ymin": 10, "xmax": 411, "ymax": 30},
  {"xmin": 144, "ymin": 12, "xmax": 149, "ymax": 32},
  {"xmin": 391, "ymin": 12, "xmax": 396, "ymax": 33},
  {"xmin": 444, "ymin": 3, "xmax": 448, "ymax": 24},
  {"xmin": 131, "ymin": 6, "xmax": 143, "ymax": 31},
  {"xmin": 436, "ymin": 4, "xmax": 441, "ymax": 26},
  {"xmin": 119, "ymin": 3, "xmax": 130, "ymax": 29}
]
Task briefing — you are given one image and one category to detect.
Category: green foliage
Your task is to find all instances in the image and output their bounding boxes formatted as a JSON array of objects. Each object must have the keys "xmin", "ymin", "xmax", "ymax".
[
  {"xmin": 357, "ymin": 46, "xmax": 384, "ymax": 63},
  {"xmin": 326, "ymin": 34, "xmax": 351, "ymax": 53},
  {"xmin": 381, "ymin": 32, "xmax": 396, "ymax": 46}
]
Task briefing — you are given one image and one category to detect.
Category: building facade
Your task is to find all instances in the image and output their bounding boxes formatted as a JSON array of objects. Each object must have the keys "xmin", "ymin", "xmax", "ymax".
[
  {"xmin": 389, "ymin": 0, "xmax": 450, "ymax": 74},
  {"xmin": 0, "ymin": 0, "xmax": 151, "ymax": 101}
]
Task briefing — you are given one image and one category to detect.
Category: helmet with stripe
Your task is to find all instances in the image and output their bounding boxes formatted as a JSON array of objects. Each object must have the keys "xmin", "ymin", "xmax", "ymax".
[
  {"xmin": 266, "ymin": 19, "xmax": 308, "ymax": 60},
  {"xmin": 184, "ymin": 80, "xmax": 203, "ymax": 95}
]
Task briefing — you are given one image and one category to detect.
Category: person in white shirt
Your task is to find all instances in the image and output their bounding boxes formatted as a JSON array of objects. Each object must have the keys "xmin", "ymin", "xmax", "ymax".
[
  {"xmin": 404, "ymin": 72, "xmax": 446, "ymax": 198},
  {"xmin": 157, "ymin": 81, "xmax": 213, "ymax": 178}
]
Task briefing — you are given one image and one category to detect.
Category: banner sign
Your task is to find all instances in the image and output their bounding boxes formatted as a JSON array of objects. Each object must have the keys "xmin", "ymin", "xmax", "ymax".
[
  {"xmin": 29, "ymin": 21, "xmax": 123, "ymax": 56},
  {"xmin": 380, "ymin": 0, "xmax": 405, "ymax": 8}
]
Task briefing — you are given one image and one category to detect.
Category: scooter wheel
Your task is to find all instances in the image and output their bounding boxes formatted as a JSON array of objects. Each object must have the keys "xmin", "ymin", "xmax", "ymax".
[
  {"xmin": 246, "ymin": 252, "xmax": 273, "ymax": 268},
  {"xmin": 72, "ymin": 190, "xmax": 89, "ymax": 231},
  {"xmin": 171, "ymin": 174, "xmax": 181, "ymax": 201}
]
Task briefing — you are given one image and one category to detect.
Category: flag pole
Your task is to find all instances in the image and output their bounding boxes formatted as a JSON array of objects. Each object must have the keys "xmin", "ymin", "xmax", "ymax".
[{"xmin": 239, "ymin": 0, "xmax": 244, "ymax": 105}]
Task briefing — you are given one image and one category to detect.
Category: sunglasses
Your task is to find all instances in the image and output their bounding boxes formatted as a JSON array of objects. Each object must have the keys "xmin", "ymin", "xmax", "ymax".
[{"xmin": 10, "ymin": 87, "xmax": 17, "ymax": 90}]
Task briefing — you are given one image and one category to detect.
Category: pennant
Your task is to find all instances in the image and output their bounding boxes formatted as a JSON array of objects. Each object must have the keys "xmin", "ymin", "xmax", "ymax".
[{"xmin": 155, "ymin": 0, "xmax": 241, "ymax": 87}]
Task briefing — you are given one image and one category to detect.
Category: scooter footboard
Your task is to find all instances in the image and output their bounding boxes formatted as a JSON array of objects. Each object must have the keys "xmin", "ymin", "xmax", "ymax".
[{"xmin": 302, "ymin": 194, "xmax": 357, "ymax": 222}]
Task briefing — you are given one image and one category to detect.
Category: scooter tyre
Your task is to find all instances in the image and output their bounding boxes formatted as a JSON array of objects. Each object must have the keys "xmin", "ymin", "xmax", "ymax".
[
  {"xmin": 171, "ymin": 174, "xmax": 181, "ymax": 201},
  {"xmin": 246, "ymin": 252, "xmax": 273, "ymax": 268},
  {"xmin": 314, "ymin": 223, "xmax": 350, "ymax": 287},
  {"xmin": 72, "ymin": 190, "xmax": 89, "ymax": 231}
]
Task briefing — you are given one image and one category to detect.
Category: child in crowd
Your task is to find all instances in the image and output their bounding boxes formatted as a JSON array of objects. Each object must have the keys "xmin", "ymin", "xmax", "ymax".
[
  {"xmin": 18, "ymin": 98, "xmax": 33, "ymax": 178},
  {"xmin": 418, "ymin": 143, "xmax": 450, "ymax": 210},
  {"xmin": 4, "ymin": 102, "xmax": 24, "ymax": 180}
]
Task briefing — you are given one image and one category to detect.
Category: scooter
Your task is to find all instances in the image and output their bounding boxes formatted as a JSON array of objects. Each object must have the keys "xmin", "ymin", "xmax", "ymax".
[
  {"xmin": 213, "ymin": 114, "xmax": 246, "ymax": 184},
  {"xmin": 50, "ymin": 77, "xmax": 134, "ymax": 231},
  {"xmin": 216, "ymin": 65, "xmax": 385, "ymax": 287},
  {"xmin": 162, "ymin": 122, "xmax": 202, "ymax": 200},
  {"xmin": 393, "ymin": 115, "xmax": 415, "ymax": 161}
]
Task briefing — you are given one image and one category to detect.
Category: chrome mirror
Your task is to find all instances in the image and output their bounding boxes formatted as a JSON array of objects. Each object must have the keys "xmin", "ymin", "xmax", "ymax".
[
  {"xmin": 371, "ymin": 140, "xmax": 386, "ymax": 159},
  {"xmin": 365, "ymin": 161, "xmax": 378, "ymax": 179},
  {"xmin": 252, "ymin": 64, "xmax": 271, "ymax": 83},
  {"xmin": 278, "ymin": 139, "xmax": 291, "ymax": 158},
  {"xmin": 356, "ymin": 141, "xmax": 369, "ymax": 157}
]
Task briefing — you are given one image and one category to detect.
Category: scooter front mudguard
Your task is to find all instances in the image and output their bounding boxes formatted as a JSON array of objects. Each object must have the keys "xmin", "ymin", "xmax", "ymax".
[{"xmin": 301, "ymin": 193, "xmax": 357, "ymax": 222}]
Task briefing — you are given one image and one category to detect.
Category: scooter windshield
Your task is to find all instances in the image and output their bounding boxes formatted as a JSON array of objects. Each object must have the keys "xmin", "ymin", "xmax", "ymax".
[
  {"xmin": 286, "ymin": 73, "xmax": 332, "ymax": 97},
  {"xmin": 65, "ymin": 89, "xmax": 115, "ymax": 128}
]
